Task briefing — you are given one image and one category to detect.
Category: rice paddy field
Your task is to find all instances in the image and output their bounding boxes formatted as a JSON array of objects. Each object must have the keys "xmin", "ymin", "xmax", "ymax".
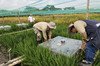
[{"xmin": 0, "ymin": 14, "xmax": 100, "ymax": 66}]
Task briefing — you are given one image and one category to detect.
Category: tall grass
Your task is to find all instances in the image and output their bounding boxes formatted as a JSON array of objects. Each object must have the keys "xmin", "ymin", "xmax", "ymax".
[
  {"xmin": 0, "ymin": 14, "xmax": 100, "ymax": 66},
  {"xmin": 0, "ymin": 14, "xmax": 100, "ymax": 25},
  {"xmin": 0, "ymin": 14, "xmax": 100, "ymax": 34},
  {"xmin": 0, "ymin": 29, "xmax": 82, "ymax": 66}
]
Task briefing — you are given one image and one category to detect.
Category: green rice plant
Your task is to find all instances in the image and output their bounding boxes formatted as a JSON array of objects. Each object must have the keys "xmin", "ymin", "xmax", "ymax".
[
  {"xmin": 0, "ymin": 29, "xmax": 81, "ymax": 66},
  {"xmin": 0, "ymin": 14, "xmax": 100, "ymax": 66},
  {"xmin": 16, "ymin": 39, "xmax": 80, "ymax": 66}
]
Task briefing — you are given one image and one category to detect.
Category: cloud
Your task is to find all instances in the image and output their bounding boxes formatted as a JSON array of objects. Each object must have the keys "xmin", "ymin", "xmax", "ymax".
[
  {"xmin": 55, "ymin": 0, "xmax": 100, "ymax": 9},
  {"xmin": 55, "ymin": 0, "xmax": 86, "ymax": 8},
  {"xmin": 0, "ymin": 0, "xmax": 99, "ymax": 10},
  {"xmin": 33, "ymin": 0, "xmax": 78, "ymax": 9},
  {"xmin": 0, "ymin": 0, "xmax": 37, "ymax": 10}
]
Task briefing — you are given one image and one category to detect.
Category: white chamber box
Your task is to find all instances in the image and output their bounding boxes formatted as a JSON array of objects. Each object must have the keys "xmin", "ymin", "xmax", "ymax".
[{"xmin": 39, "ymin": 36, "xmax": 82, "ymax": 56}]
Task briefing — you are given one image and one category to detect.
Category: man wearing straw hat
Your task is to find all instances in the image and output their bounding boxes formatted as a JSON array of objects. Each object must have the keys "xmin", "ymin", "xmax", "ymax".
[
  {"xmin": 33, "ymin": 22, "xmax": 56, "ymax": 43},
  {"xmin": 68, "ymin": 20, "xmax": 100, "ymax": 66}
]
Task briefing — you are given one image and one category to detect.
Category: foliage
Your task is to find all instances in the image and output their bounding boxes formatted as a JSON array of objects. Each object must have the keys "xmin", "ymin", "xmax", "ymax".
[{"xmin": 0, "ymin": 14, "xmax": 100, "ymax": 66}]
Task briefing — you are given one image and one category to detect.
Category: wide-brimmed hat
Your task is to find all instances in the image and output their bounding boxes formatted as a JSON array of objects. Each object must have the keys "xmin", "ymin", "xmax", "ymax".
[
  {"xmin": 48, "ymin": 22, "xmax": 56, "ymax": 29},
  {"xmin": 68, "ymin": 24, "xmax": 74, "ymax": 33}
]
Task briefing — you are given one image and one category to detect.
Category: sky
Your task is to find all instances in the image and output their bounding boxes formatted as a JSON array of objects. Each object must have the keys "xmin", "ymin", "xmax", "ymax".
[{"xmin": 0, "ymin": 0, "xmax": 100, "ymax": 10}]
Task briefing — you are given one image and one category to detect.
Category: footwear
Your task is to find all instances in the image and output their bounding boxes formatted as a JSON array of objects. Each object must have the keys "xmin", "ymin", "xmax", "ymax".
[
  {"xmin": 79, "ymin": 60, "xmax": 92, "ymax": 66},
  {"xmin": 79, "ymin": 62, "xmax": 92, "ymax": 66},
  {"xmin": 82, "ymin": 60, "xmax": 92, "ymax": 64}
]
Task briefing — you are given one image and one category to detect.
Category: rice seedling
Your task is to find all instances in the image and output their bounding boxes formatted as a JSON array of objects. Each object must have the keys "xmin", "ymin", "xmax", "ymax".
[{"xmin": 0, "ymin": 14, "xmax": 100, "ymax": 66}]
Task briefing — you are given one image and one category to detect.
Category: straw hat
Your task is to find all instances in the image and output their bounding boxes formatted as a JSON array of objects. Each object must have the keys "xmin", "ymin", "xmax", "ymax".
[{"xmin": 48, "ymin": 22, "xmax": 56, "ymax": 29}]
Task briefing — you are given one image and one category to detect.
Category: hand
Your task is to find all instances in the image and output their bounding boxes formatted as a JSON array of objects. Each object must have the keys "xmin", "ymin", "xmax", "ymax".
[
  {"xmin": 76, "ymin": 42, "xmax": 86, "ymax": 55},
  {"xmin": 48, "ymin": 37, "xmax": 51, "ymax": 39},
  {"xmin": 44, "ymin": 39, "xmax": 47, "ymax": 42},
  {"xmin": 81, "ymin": 44, "xmax": 86, "ymax": 51},
  {"xmin": 76, "ymin": 49, "xmax": 83, "ymax": 55},
  {"xmin": 81, "ymin": 41, "xmax": 86, "ymax": 51},
  {"xmin": 77, "ymin": 41, "xmax": 86, "ymax": 55}
]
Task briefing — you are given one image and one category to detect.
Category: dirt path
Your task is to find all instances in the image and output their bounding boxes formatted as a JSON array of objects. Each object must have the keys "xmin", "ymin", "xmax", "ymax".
[
  {"xmin": 0, "ymin": 29, "xmax": 32, "ymax": 64},
  {"xmin": 0, "ymin": 28, "xmax": 32, "ymax": 37},
  {"xmin": 0, "ymin": 52, "xmax": 8, "ymax": 64},
  {"xmin": 0, "ymin": 45, "xmax": 8, "ymax": 64}
]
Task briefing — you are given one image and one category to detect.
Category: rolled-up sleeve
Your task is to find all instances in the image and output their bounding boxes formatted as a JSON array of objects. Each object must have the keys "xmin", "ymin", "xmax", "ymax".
[{"xmin": 74, "ymin": 20, "xmax": 87, "ymax": 41}]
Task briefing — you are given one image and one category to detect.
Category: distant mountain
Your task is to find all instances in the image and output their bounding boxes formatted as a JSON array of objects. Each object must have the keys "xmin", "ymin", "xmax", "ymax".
[
  {"xmin": 64, "ymin": 7, "xmax": 75, "ymax": 10},
  {"xmin": 0, "ymin": 10, "xmax": 10, "ymax": 12},
  {"xmin": 42, "ymin": 5, "xmax": 62, "ymax": 11},
  {"xmin": 22, "ymin": 6, "xmax": 39, "ymax": 12}
]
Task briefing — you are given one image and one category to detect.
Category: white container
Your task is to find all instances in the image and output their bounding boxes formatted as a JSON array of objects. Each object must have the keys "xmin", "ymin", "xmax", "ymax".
[
  {"xmin": 16, "ymin": 23, "xmax": 28, "ymax": 28},
  {"xmin": 3, "ymin": 25, "xmax": 11, "ymax": 30},
  {"xmin": 0, "ymin": 26, "xmax": 4, "ymax": 30}
]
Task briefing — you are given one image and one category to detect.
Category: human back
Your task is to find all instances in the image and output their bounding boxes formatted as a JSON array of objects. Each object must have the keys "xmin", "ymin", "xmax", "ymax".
[{"xmin": 33, "ymin": 22, "xmax": 49, "ymax": 31}]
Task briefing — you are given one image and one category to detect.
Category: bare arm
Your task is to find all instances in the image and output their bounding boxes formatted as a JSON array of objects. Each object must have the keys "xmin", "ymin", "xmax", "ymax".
[
  {"xmin": 74, "ymin": 21, "xmax": 87, "ymax": 50},
  {"xmin": 42, "ymin": 30, "xmax": 47, "ymax": 41},
  {"xmin": 81, "ymin": 32, "xmax": 87, "ymax": 50},
  {"xmin": 48, "ymin": 30, "xmax": 52, "ymax": 39}
]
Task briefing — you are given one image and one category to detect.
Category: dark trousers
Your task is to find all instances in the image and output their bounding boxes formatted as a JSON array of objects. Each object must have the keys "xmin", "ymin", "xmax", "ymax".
[{"xmin": 85, "ymin": 42, "xmax": 98, "ymax": 63}]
